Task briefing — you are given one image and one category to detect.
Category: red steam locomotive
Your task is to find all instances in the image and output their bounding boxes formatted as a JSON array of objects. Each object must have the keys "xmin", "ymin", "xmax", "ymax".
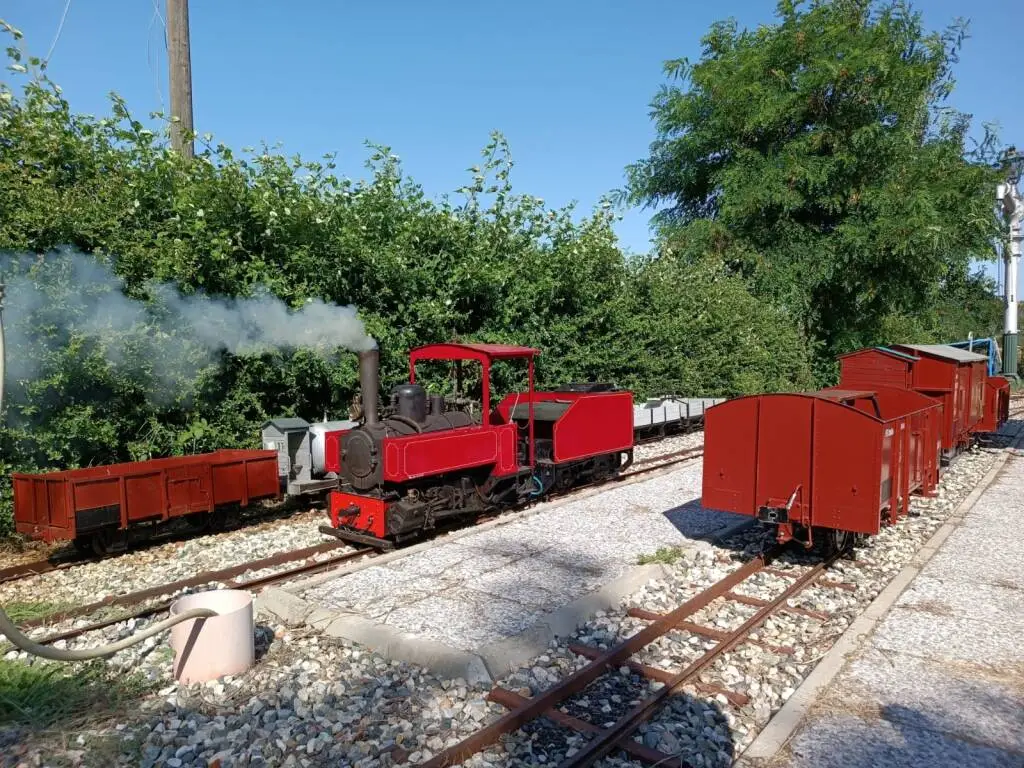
[{"xmin": 320, "ymin": 343, "xmax": 635, "ymax": 547}]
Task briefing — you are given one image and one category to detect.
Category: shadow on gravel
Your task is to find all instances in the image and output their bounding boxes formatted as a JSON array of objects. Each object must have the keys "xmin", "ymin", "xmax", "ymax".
[
  {"xmin": 663, "ymin": 497, "xmax": 756, "ymax": 554},
  {"xmin": 777, "ymin": 700, "xmax": 1023, "ymax": 768}
]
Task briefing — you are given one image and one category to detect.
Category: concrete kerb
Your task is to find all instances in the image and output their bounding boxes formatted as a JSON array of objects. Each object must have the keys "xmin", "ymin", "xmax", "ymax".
[
  {"xmin": 256, "ymin": 494, "xmax": 752, "ymax": 686},
  {"xmin": 273, "ymin": 452, "xmax": 704, "ymax": 598},
  {"xmin": 735, "ymin": 429, "xmax": 1024, "ymax": 768},
  {"xmin": 257, "ymin": 561, "xmax": 673, "ymax": 686}
]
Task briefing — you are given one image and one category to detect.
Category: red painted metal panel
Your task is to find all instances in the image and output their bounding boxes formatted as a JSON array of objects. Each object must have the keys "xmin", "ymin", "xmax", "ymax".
[
  {"xmin": 701, "ymin": 397, "xmax": 759, "ymax": 516},
  {"xmin": 323, "ymin": 429, "xmax": 351, "ymax": 474},
  {"xmin": 838, "ymin": 349, "xmax": 913, "ymax": 390},
  {"xmin": 811, "ymin": 400, "xmax": 884, "ymax": 535},
  {"xmin": 754, "ymin": 396, "xmax": 813, "ymax": 529},
  {"xmin": 382, "ymin": 424, "xmax": 518, "ymax": 482},
  {"xmin": 330, "ymin": 491, "xmax": 387, "ymax": 538},
  {"xmin": 551, "ymin": 392, "xmax": 634, "ymax": 463},
  {"xmin": 979, "ymin": 375, "xmax": 1011, "ymax": 433}
]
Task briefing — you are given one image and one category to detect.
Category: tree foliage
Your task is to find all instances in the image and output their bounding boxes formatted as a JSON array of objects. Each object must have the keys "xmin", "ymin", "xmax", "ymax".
[
  {"xmin": 0, "ymin": 22, "xmax": 814, "ymax": 537},
  {"xmin": 626, "ymin": 0, "xmax": 1004, "ymax": 373}
]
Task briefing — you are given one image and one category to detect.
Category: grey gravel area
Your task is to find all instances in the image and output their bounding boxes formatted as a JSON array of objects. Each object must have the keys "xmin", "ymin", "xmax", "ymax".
[
  {"xmin": 0, "ymin": 508, "xmax": 348, "ymax": 610},
  {"xmin": 301, "ymin": 457, "xmax": 739, "ymax": 651},
  {"xmin": 1, "ymin": 423, "xmax": 1018, "ymax": 768}
]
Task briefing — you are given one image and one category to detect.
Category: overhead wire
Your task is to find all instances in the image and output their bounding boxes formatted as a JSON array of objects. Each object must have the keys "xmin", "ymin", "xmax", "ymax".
[
  {"xmin": 43, "ymin": 0, "xmax": 74, "ymax": 66},
  {"xmin": 148, "ymin": 0, "xmax": 168, "ymax": 111}
]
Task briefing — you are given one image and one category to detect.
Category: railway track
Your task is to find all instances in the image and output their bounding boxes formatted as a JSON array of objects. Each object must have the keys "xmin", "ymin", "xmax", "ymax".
[
  {"xmin": 5, "ymin": 541, "xmax": 376, "ymax": 650},
  {"xmin": 0, "ymin": 499, "xmax": 325, "ymax": 586},
  {"xmin": 5, "ymin": 441, "xmax": 708, "ymax": 650},
  {"xmin": 0, "ymin": 436, "xmax": 705, "ymax": 590},
  {"xmin": 417, "ymin": 545, "xmax": 850, "ymax": 768},
  {"xmin": 0, "ymin": 555, "xmax": 86, "ymax": 586}
]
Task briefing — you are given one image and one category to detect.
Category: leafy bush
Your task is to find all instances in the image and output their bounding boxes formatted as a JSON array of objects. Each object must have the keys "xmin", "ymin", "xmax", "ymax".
[{"xmin": 0, "ymin": 21, "xmax": 815, "ymax": 538}]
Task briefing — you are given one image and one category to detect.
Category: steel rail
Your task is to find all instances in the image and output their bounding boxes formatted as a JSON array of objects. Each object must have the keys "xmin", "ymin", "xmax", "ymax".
[
  {"xmin": 420, "ymin": 547, "xmax": 779, "ymax": 768},
  {"xmin": 15, "ymin": 541, "xmax": 357, "ymax": 633},
  {"xmin": 559, "ymin": 554, "xmax": 837, "ymax": 768},
  {"xmin": 0, "ymin": 556, "xmax": 82, "ymax": 585},
  {"xmin": 23, "ymin": 546, "xmax": 371, "ymax": 648}
]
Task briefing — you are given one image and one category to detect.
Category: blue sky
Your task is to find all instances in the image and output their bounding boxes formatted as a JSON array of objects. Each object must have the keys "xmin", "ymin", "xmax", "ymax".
[{"xmin": 3, "ymin": 1, "xmax": 1022, "ymax": 286}]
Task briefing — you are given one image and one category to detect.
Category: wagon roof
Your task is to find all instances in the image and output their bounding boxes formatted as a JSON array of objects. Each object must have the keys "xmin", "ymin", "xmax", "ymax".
[
  {"xmin": 835, "ymin": 346, "xmax": 919, "ymax": 362},
  {"xmin": 261, "ymin": 417, "xmax": 310, "ymax": 431},
  {"xmin": 895, "ymin": 343, "xmax": 988, "ymax": 363}
]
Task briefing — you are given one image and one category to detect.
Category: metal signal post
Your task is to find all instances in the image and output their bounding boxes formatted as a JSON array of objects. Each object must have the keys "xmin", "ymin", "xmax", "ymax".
[{"xmin": 998, "ymin": 150, "xmax": 1023, "ymax": 380}]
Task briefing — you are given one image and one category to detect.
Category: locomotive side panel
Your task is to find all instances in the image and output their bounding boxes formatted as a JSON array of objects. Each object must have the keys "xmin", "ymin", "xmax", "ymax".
[
  {"xmin": 550, "ymin": 391, "xmax": 634, "ymax": 463},
  {"xmin": 382, "ymin": 424, "xmax": 518, "ymax": 482}
]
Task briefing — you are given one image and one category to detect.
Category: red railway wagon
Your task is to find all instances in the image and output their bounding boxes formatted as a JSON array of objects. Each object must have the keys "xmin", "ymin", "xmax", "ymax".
[
  {"xmin": 13, "ymin": 449, "xmax": 280, "ymax": 553},
  {"xmin": 701, "ymin": 387, "xmax": 942, "ymax": 552},
  {"xmin": 980, "ymin": 375, "xmax": 1011, "ymax": 433},
  {"xmin": 838, "ymin": 344, "xmax": 989, "ymax": 457}
]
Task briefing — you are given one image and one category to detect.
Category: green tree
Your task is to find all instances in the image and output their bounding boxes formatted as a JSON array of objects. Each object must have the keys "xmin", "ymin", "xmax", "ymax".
[{"xmin": 626, "ymin": 0, "xmax": 1003, "ymax": 374}]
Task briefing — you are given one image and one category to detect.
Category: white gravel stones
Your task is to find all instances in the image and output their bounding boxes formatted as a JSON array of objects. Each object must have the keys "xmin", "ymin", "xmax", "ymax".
[
  {"xmin": 1, "ymin": 428, "xmax": 1016, "ymax": 768},
  {"xmin": 0, "ymin": 508, "xmax": 346, "ymax": 612}
]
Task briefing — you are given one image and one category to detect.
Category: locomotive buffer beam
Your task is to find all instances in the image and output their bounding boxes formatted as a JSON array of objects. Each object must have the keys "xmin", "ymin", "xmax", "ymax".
[{"xmin": 318, "ymin": 524, "xmax": 395, "ymax": 552}]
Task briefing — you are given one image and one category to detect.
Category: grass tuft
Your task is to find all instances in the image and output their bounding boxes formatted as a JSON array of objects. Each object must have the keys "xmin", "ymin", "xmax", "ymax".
[
  {"xmin": 0, "ymin": 659, "xmax": 151, "ymax": 729},
  {"xmin": 2, "ymin": 601, "xmax": 69, "ymax": 623},
  {"xmin": 637, "ymin": 546, "xmax": 687, "ymax": 565}
]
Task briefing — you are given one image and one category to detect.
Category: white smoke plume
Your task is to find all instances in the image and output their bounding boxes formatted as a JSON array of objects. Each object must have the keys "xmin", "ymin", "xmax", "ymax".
[{"xmin": 1, "ymin": 248, "xmax": 375, "ymax": 402}]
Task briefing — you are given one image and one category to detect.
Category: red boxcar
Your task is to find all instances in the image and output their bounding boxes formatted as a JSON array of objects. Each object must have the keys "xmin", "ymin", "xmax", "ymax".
[
  {"xmin": 979, "ymin": 375, "xmax": 1011, "ymax": 433},
  {"xmin": 701, "ymin": 388, "xmax": 942, "ymax": 551},
  {"xmin": 838, "ymin": 344, "xmax": 988, "ymax": 457},
  {"xmin": 13, "ymin": 449, "xmax": 280, "ymax": 552}
]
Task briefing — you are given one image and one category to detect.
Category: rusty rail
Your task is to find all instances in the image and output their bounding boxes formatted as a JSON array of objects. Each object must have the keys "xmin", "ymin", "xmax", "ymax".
[
  {"xmin": 12, "ymin": 541, "xmax": 368, "ymax": 638},
  {"xmin": 422, "ymin": 545, "xmax": 842, "ymax": 768}
]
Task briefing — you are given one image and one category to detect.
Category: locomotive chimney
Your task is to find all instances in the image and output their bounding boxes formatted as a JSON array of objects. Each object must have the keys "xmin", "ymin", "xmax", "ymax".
[{"xmin": 358, "ymin": 349, "xmax": 379, "ymax": 425}]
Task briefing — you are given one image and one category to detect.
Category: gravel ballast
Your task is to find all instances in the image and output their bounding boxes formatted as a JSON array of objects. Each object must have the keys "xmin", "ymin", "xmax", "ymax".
[{"xmin": 1, "ymin": 424, "xmax": 1018, "ymax": 767}]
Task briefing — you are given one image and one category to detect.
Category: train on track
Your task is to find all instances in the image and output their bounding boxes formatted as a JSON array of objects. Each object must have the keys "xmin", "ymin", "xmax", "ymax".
[
  {"xmin": 12, "ymin": 342, "xmax": 721, "ymax": 554},
  {"xmin": 702, "ymin": 343, "xmax": 1013, "ymax": 555}
]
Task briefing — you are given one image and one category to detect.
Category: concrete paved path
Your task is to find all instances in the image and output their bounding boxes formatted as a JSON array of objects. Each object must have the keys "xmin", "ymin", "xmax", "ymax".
[
  {"xmin": 746, "ymin": 437, "xmax": 1024, "ymax": 768},
  {"xmin": 262, "ymin": 460, "xmax": 750, "ymax": 682}
]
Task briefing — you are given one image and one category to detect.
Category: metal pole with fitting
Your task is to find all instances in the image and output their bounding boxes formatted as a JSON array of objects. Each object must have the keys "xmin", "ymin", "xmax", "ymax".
[
  {"xmin": 0, "ymin": 274, "xmax": 5, "ymax": 416},
  {"xmin": 998, "ymin": 165, "xmax": 1023, "ymax": 380}
]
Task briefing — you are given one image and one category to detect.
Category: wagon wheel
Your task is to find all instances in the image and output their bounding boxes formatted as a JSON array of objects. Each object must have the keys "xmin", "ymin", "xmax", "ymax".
[
  {"xmin": 88, "ymin": 528, "xmax": 125, "ymax": 557},
  {"xmin": 814, "ymin": 527, "xmax": 854, "ymax": 559}
]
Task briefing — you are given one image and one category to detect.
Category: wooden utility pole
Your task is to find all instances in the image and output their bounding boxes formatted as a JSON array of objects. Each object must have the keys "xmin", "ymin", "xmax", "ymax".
[{"xmin": 167, "ymin": 0, "xmax": 194, "ymax": 159}]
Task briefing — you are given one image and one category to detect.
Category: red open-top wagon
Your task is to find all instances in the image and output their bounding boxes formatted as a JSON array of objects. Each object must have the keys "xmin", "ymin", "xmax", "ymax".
[{"xmin": 13, "ymin": 449, "xmax": 280, "ymax": 553}]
